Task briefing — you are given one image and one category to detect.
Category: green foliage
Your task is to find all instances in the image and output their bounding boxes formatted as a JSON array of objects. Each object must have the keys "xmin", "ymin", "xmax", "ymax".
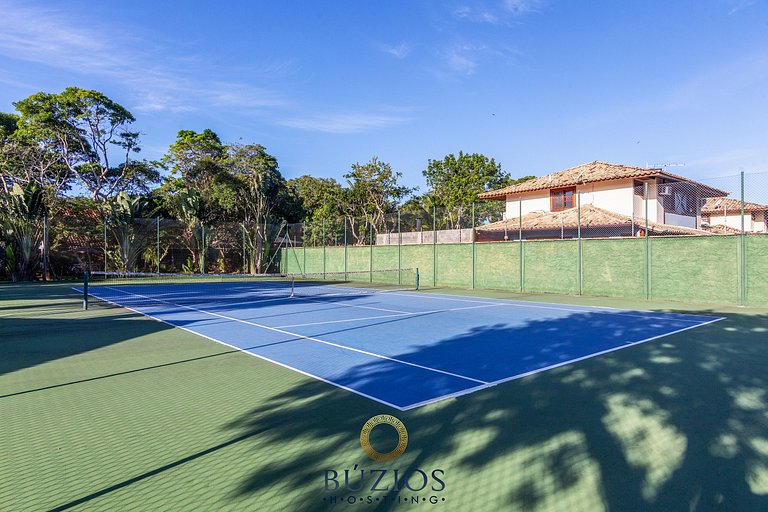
[
  {"xmin": 13, "ymin": 87, "xmax": 157, "ymax": 200},
  {"xmin": 105, "ymin": 192, "xmax": 154, "ymax": 272},
  {"xmin": 2, "ymin": 182, "xmax": 47, "ymax": 280},
  {"xmin": 423, "ymin": 151, "xmax": 506, "ymax": 227}
]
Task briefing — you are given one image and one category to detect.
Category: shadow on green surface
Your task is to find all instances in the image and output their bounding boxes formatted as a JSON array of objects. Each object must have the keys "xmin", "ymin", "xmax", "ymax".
[
  {"xmin": 4, "ymin": 283, "xmax": 767, "ymax": 511},
  {"xmin": 222, "ymin": 310, "xmax": 768, "ymax": 511}
]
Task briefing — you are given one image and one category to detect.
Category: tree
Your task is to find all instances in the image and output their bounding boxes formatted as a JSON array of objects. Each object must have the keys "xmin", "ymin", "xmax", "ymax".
[
  {"xmin": 0, "ymin": 112, "xmax": 71, "ymax": 202},
  {"xmin": 287, "ymin": 175, "xmax": 348, "ymax": 246},
  {"xmin": 227, "ymin": 142, "xmax": 291, "ymax": 272},
  {"xmin": 2, "ymin": 182, "xmax": 47, "ymax": 280},
  {"xmin": 162, "ymin": 129, "xmax": 235, "ymax": 225},
  {"xmin": 13, "ymin": 87, "xmax": 158, "ymax": 200},
  {"xmin": 423, "ymin": 151, "xmax": 512, "ymax": 228},
  {"xmin": 344, "ymin": 157, "xmax": 412, "ymax": 244},
  {"xmin": 105, "ymin": 192, "xmax": 154, "ymax": 272}
]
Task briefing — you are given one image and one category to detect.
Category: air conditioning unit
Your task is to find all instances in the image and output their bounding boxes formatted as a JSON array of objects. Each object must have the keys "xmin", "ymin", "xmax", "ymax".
[{"xmin": 658, "ymin": 185, "xmax": 672, "ymax": 196}]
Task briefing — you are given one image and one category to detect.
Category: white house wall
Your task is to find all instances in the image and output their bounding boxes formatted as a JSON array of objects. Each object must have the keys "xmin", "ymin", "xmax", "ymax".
[
  {"xmin": 707, "ymin": 212, "xmax": 768, "ymax": 233},
  {"xmin": 506, "ymin": 179, "xmax": 643, "ymax": 219}
]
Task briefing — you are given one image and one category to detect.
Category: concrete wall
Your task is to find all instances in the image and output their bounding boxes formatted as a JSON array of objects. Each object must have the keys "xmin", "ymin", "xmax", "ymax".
[{"xmin": 376, "ymin": 228, "xmax": 474, "ymax": 245}]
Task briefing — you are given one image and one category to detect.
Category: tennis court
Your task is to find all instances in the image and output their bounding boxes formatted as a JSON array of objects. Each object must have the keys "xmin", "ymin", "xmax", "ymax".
[{"xmin": 80, "ymin": 271, "xmax": 723, "ymax": 410}]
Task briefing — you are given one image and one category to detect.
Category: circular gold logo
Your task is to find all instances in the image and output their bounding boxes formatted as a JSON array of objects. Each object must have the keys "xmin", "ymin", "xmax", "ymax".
[{"xmin": 360, "ymin": 415, "xmax": 408, "ymax": 462}]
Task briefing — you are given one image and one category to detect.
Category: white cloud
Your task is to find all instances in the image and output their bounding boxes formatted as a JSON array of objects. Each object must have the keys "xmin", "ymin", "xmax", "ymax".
[
  {"xmin": 446, "ymin": 47, "xmax": 479, "ymax": 74},
  {"xmin": 279, "ymin": 111, "xmax": 411, "ymax": 134},
  {"xmin": 381, "ymin": 43, "xmax": 412, "ymax": 59},
  {"xmin": 453, "ymin": 0, "xmax": 545, "ymax": 24},
  {"xmin": 0, "ymin": 1, "xmax": 289, "ymax": 114}
]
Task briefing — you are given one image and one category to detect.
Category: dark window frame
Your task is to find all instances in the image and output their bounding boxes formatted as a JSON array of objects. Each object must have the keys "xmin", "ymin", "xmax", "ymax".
[{"xmin": 550, "ymin": 186, "xmax": 576, "ymax": 212}]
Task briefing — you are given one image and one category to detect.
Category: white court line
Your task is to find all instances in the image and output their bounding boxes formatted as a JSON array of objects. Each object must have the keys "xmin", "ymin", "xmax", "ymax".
[
  {"xmin": 99, "ymin": 286, "xmax": 487, "ymax": 386},
  {"xmin": 397, "ymin": 315, "xmax": 726, "ymax": 410},
  {"xmin": 72, "ymin": 287, "xmax": 417, "ymax": 411},
  {"xmin": 74, "ymin": 286, "xmax": 726, "ymax": 411},
  {"xmin": 273, "ymin": 303, "xmax": 504, "ymax": 328},
  {"xmin": 385, "ymin": 291, "xmax": 716, "ymax": 323}
]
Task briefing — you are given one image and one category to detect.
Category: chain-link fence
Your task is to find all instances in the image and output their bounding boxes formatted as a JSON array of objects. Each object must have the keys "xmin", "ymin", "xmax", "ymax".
[{"xmin": 3, "ymin": 171, "xmax": 767, "ymax": 306}]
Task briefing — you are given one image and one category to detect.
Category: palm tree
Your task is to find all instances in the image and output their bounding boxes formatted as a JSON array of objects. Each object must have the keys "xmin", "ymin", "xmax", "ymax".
[{"xmin": 2, "ymin": 182, "xmax": 46, "ymax": 280}]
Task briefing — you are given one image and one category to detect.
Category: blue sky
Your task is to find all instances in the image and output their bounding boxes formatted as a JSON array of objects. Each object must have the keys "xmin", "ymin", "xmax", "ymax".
[{"xmin": 1, "ymin": 0, "xmax": 767, "ymax": 196}]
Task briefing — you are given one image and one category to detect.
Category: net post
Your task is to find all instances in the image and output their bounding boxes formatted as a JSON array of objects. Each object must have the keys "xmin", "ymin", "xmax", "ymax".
[
  {"xmin": 290, "ymin": 274, "xmax": 295, "ymax": 298},
  {"xmin": 415, "ymin": 267, "xmax": 420, "ymax": 290},
  {"xmin": 83, "ymin": 271, "xmax": 89, "ymax": 310}
]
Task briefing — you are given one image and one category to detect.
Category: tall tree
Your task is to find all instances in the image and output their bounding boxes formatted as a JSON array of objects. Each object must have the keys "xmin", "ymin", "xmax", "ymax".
[
  {"xmin": 161, "ymin": 129, "xmax": 235, "ymax": 224},
  {"xmin": 2, "ymin": 182, "xmax": 47, "ymax": 280},
  {"xmin": 344, "ymin": 156, "xmax": 412, "ymax": 243},
  {"xmin": 423, "ymin": 151, "xmax": 510, "ymax": 228},
  {"xmin": 13, "ymin": 87, "xmax": 158, "ymax": 200},
  {"xmin": 287, "ymin": 175, "xmax": 348, "ymax": 246},
  {"xmin": 227, "ymin": 142, "xmax": 290, "ymax": 272},
  {"xmin": 0, "ymin": 111, "xmax": 71, "ymax": 201}
]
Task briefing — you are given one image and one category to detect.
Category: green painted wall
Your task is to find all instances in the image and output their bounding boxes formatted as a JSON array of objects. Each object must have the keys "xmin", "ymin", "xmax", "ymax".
[
  {"xmin": 437, "ymin": 244, "xmax": 473, "ymax": 288},
  {"xmin": 474, "ymin": 242, "xmax": 521, "ymax": 291},
  {"xmin": 746, "ymin": 235, "xmax": 768, "ymax": 307},
  {"xmin": 280, "ymin": 234, "xmax": 768, "ymax": 307},
  {"xmin": 582, "ymin": 238, "xmax": 645, "ymax": 299},
  {"xmin": 523, "ymin": 240, "xmax": 579, "ymax": 295},
  {"xmin": 400, "ymin": 245, "xmax": 436, "ymax": 287},
  {"xmin": 649, "ymin": 236, "xmax": 740, "ymax": 305}
]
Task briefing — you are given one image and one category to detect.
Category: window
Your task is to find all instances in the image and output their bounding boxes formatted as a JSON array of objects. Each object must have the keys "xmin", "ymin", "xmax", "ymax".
[{"xmin": 550, "ymin": 187, "xmax": 576, "ymax": 211}]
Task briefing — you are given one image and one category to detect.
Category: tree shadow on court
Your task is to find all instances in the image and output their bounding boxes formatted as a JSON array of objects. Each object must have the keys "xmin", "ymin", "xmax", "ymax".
[{"xmin": 223, "ymin": 309, "xmax": 768, "ymax": 511}]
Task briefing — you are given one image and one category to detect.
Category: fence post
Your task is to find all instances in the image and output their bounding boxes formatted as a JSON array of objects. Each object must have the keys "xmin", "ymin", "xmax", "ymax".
[
  {"xmin": 577, "ymin": 192, "xmax": 582, "ymax": 295},
  {"xmin": 242, "ymin": 222, "xmax": 247, "ymax": 273},
  {"xmin": 644, "ymin": 182, "xmax": 650, "ymax": 300},
  {"xmin": 740, "ymin": 171, "xmax": 746, "ymax": 306},
  {"xmin": 433, "ymin": 206, "xmax": 437, "ymax": 287},
  {"xmin": 156, "ymin": 216, "xmax": 161, "ymax": 274},
  {"xmin": 519, "ymin": 197, "xmax": 523, "ymax": 293},
  {"xmin": 397, "ymin": 210, "xmax": 402, "ymax": 286},
  {"xmin": 343, "ymin": 218, "xmax": 348, "ymax": 280},
  {"xmin": 303, "ymin": 222, "xmax": 306, "ymax": 275},
  {"xmin": 103, "ymin": 217, "xmax": 108, "ymax": 273},
  {"xmin": 201, "ymin": 225, "xmax": 206, "ymax": 273},
  {"xmin": 42, "ymin": 214, "xmax": 47, "ymax": 282},
  {"xmin": 471, "ymin": 203, "xmax": 476, "ymax": 290},
  {"xmin": 369, "ymin": 219, "xmax": 374, "ymax": 283},
  {"xmin": 323, "ymin": 218, "xmax": 327, "ymax": 279}
]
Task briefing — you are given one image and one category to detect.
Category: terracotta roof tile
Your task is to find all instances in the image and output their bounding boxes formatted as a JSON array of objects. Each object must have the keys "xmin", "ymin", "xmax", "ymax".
[
  {"xmin": 701, "ymin": 196, "xmax": 768, "ymax": 214},
  {"xmin": 479, "ymin": 161, "xmax": 729, "ymax": 199},
  {"xmin": 476, "ymin": 204, "xmax": 711, "ymax": 236}
]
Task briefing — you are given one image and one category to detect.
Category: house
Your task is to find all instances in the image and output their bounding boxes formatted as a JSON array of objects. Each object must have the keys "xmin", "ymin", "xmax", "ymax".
[
  {"xmin": 701, "ymin": 197, "xmax": 768, "ymax": 233},
  {"xmin": 477, "ymin": 161, "xmax": 729, "ymax": 238}
]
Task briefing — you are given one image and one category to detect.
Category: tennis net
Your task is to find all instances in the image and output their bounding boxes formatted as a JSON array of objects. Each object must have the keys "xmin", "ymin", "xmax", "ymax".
[{"xmin": 80, "ymin": 269, "xmax": 419, "ymax": 310}]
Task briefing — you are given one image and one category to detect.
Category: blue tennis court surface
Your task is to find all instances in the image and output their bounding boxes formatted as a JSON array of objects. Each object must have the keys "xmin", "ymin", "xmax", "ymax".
[{"xmin": 83, "ymin": 282, "xmax": 723, "ymax": 410}]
